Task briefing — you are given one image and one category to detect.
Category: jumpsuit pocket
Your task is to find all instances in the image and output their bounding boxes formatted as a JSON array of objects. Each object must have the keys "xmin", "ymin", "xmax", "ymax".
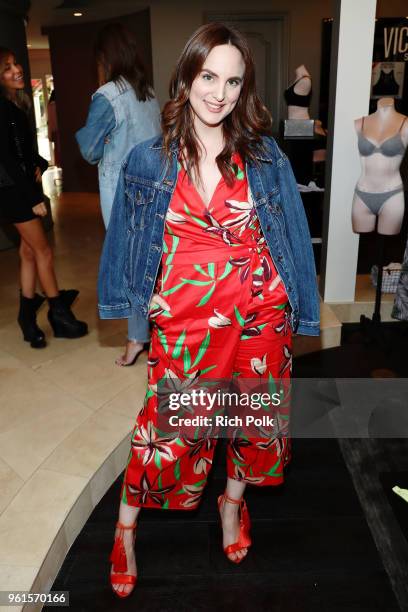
[{"xmin": 148, "ymin": 265, "xmax": 170, "ymax": 321}]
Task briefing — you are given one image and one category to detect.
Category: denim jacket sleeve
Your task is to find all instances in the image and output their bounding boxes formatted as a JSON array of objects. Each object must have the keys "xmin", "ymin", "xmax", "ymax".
[
  {"xmin": 275, "ymin": 144, "xmax": 320, "ymax": 336},
  {"xmin": 76, "ymin": 94, "xmax": 116, "ymax": 165},
  {"xmin": 97, "ymin": 160, "xmax": 134, "ymax": 319}
]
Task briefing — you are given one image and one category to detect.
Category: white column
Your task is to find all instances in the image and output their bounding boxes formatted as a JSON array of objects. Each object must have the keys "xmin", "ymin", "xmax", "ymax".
[{"xmin": 320, "ymin": 0, "xmax": 377, "ymax": 302}]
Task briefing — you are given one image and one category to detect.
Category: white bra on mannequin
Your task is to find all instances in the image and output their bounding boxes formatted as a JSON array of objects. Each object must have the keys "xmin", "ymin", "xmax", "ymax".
[{"xmin": 352, "ymin": 98, "xmax": 408, "ymax": 236}]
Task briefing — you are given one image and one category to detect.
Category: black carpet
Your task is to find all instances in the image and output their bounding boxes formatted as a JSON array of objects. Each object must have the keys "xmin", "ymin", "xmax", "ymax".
[{"xmin": 45, "ymin": 323, "xmax": 408, "ymax": 612}]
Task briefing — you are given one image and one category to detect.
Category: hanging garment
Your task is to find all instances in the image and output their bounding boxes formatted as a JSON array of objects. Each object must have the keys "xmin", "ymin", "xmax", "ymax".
[{"xmin": 121, "ymin": 154, "xmax": 293, "ymax": 509}]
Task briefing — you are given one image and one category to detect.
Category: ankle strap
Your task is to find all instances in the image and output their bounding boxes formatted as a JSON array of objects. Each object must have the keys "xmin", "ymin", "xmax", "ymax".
[
  {"xmin": 222, "ymin": 494, "xmax": 242, "ymax": 505},
  {"xmin": 116, "ymin": 521, "xmax": 137, "ymax": 530}
]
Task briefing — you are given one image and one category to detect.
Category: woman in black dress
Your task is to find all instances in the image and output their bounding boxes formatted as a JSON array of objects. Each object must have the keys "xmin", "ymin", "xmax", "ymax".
[{"xmin": 0, "ymin": 47, "xmax": 87, "ymax": 347}]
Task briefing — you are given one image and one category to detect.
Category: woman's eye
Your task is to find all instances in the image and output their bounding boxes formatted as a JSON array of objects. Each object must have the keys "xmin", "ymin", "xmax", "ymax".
[
  {"xmin": 228, "ymin": 79, "xmax": 240, "ymax": 86},
  {"xmin": 202, "ymin": 74, "xmax": 212, "ymax": 81}
]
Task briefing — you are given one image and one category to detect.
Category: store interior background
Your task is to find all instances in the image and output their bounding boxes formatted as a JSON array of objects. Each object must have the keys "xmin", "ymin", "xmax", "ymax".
[{"xmin": 1, "ymin": 0, "xmax": 407, "ymax": 343}]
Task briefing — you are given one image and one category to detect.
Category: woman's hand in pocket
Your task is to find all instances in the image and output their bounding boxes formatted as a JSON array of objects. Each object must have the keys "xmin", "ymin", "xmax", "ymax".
[
  {"xmin": 32, "ymin": 202, "xmax": 47, "ymax": 217},
  {"xmin": 149, "ymin": 293, "xmax": 171, "ymax": 312}
]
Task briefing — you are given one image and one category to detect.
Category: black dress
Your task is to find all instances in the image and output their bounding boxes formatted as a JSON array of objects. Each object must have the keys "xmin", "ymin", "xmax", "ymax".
[{"xmin": 0, "ymin": 96, "xmax": 48, "ymax": 223}]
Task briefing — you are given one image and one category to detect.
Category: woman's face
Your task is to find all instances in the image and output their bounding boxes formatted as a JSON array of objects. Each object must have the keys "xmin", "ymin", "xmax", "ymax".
[
  {"xmin": 189, "ymin": 44, "xmax": 245, "ymax": 129},
  {"xmin": 0, "ymin": 55, "xmax": 25, "ymax": 94}
]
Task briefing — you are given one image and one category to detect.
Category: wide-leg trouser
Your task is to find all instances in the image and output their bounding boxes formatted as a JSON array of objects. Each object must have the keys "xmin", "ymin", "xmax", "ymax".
[{"xmin": 121, "ymin": 253, "xmax": 292, "ymax": 510}]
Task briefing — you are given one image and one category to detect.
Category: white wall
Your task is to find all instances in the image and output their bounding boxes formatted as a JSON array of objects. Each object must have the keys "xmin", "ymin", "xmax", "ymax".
[{"xmin": 321, "ymin": 0, "xmax": 377, "ymax": 303}]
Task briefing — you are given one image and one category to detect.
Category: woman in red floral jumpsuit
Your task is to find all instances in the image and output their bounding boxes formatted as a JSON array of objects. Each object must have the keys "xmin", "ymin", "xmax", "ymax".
[{"xmin": 109, "ymin": 24, "xmax": 304, "ymax": 597}]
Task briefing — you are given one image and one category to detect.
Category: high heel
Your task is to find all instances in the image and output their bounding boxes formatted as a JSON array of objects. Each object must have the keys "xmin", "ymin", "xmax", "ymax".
[
  {"xmin": 115, "ymin": 341, "xmax": 147, "ymax": 367},
  {"xmin": 47, "ymin": 290, "xmax": 88, "ymax": 338},
  {"xmin": 217, "ymin": 493, "xmax": 251, "ymax": 564},
  {"xmin": 17, "ymin": 292, "xmax": 46, "ymax": 348},
  {"xmin": 110, "ymin": 521, "xmax": 137, "ymax": 598}
]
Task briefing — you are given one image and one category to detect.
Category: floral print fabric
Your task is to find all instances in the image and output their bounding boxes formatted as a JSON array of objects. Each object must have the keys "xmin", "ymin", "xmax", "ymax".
[{"xmin": 122, "ymin": 154, "xmax": 292, "ymax": 509}]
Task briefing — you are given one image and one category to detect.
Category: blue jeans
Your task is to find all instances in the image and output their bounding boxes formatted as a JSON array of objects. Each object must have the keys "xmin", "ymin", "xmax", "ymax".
[{"xmin": 127, "ymin": 314, "xmax": 150, "ymax": 343}]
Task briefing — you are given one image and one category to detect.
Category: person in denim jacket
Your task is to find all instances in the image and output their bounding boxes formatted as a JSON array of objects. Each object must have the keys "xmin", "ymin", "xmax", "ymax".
[
  {"xmin": 99, "ymin": 23, "xmax": 320, "ymax": 598},
  {"xmin": 77, "ymin": 23, "xmax": 161, "ymax": 366}
]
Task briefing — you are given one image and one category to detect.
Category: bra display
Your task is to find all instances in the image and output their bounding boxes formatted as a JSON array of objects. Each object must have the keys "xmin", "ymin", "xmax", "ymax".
[
  {"xmin": 372, "ymin": 69, "xmax": 399, "ymax": 97},
  {"xmin": 358, "ymin": 116, "xmax": 407, "ymax": 157},
  {"xmin": 284, "ymin": 76, "xmax": 312, "ymax": 107}
]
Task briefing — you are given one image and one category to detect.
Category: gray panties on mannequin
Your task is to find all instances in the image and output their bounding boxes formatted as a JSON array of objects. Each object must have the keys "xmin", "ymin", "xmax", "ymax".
[{"xmin": 354, "ymin": 184, "xmax": 404, "ymax": 215}]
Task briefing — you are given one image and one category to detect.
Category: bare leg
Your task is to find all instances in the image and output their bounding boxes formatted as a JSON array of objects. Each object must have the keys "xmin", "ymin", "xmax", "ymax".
[
  {"xmin": 14, "ymin": 219, "xmax": 59, "ymax": 297},
  {"xmin": 115, "ymin": 340, "xmax": 144, "ymax": 366},
  {"xmin": 219, "ymin": 478, "xmax": 248, "ymax": 562},
  {"xmin": 111, "ymin": 502, "xmax": 141, "ymax": 596},
  {"xmin": 19, "ymin": 239, "xmax": 37, "ymax": 298},
  {"xmin": 116, "ymin": 316, "xmax": 149, "ymax": 366}
]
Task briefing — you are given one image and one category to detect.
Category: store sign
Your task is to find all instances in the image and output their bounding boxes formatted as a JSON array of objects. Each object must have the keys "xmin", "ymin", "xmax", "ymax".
[
  {"xmin": 371, "ymin": 18, "xmax": 408, "ymax": 114},
  {"xmin": 383, "ymin": 26, "xmax": 408, "ymax": 61},
  {"xmin": 319, "ymin": 17, "xmax": 408, "ymax": 125}
]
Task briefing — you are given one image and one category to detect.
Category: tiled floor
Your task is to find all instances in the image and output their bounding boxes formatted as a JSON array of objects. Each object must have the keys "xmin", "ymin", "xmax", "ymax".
[
  {"xmin": 0, "ymin": 193, "xmax": 147, "ymax": 609},
  {"xmin": 0, "ymin": 191, "xmax": 338, "ymax": 610}
]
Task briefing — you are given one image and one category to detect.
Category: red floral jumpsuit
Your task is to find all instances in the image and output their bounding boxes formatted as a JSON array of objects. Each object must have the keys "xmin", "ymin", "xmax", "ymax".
[{"xmin": 121, "ymin": 154, "xmax": 292, "ymax": 509}]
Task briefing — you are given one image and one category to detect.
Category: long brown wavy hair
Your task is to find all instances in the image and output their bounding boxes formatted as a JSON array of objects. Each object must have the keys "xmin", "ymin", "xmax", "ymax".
[
  {"xmin": 162, "ymin": 23, "xmax": 272, "ymax": 186},
  {"xmin": 94, "ymin": 23, "xmax": 154, "ymax": 101}
]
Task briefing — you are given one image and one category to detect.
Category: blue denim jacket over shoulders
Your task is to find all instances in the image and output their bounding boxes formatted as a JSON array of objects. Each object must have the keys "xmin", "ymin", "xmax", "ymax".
[
  {"xmin": 98, "ymin": 135, "xmax": 320, "ymax": 336},
  {"xmin": 75, "ymin": 94, "xmax": 115, "ymax": 165}
]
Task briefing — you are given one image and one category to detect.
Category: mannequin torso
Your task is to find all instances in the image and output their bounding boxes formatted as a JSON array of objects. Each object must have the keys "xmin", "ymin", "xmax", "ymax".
[
  {"xmin": 313, "ymin": 119, "xmax": 327, "ymax": 162},
  {"xmin": 352, "ymin": 98, "xmax": 408, "ymax": 235},
  {"xmin": 284, "ymin": 65, "xmax": 312, "ymax": 120}
]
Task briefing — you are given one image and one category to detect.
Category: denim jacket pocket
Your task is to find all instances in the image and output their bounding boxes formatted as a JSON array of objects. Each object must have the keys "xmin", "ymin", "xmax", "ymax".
[
  {"xmin": 125, "ymin": 181, "xmax": 156, "ymax": 230},
  {"xmin": 267, "ymin": 192, "xmax": 287, "ymax": 235}
]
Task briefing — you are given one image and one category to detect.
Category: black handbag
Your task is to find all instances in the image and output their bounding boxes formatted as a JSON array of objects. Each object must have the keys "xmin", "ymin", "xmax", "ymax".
[{"xmin": 0, "ymin": 162, "xmax": 14, "ymax": 188}]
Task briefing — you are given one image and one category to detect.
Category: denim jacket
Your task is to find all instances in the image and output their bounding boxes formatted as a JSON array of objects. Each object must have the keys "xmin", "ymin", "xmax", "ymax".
[
  {"xmin": 98, "ymin": 135, "xmax": 320, "ymax": 336},
  {"xmin": 76, "ymin": 78, "xmax": 161, "ymax": 228}
]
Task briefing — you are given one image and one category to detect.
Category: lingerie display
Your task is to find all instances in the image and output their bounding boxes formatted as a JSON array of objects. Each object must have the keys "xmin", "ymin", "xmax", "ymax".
[
  {"xmin": 355, "ymin": 116, "xmax": 406, "ymax": 215},
  {"xmin": 372, "ymin": 69, "xmax": 399, "ymax": 97},
  {"xmin": 284, "ymin": 76, "xmax": 312, "ymax": 107}
]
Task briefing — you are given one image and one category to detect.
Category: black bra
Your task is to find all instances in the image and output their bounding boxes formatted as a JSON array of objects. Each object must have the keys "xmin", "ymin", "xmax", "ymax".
[
  {"xmin": 284, "ymin": 76, "xmax": 312, "ymax": 107},
  {"xmin": 372, "ymin": 70, "xmax": 399, "ymax": 97}
]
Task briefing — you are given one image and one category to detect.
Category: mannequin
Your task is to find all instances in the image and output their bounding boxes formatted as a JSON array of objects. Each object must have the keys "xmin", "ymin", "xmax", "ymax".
[
  {"xmin": 352, "ymin": 98, "xmax": 408, "ymax": 235},
  {"xmin": 313, "ymin": 119, "xmax": 327, "ymax": 163},
  {"xmin": 284, "ymin": 65, "xmax": 312, "ymax": 120}
]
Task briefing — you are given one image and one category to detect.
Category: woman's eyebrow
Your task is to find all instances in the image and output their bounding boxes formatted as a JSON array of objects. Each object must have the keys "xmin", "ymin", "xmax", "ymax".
[
  {"xmin": 201, "ymin": 68, "xmax": 243, "ymax": 81},
  {"xmin": 201, "ymin": 69, "xmax": 218, "ymax": 77}
]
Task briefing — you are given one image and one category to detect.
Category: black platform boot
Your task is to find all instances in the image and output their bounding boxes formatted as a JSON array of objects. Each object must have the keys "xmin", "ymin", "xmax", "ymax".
[
  {"xmin": 47, "ymin": 290, "xmax": 88, "ymax": 338},
  {"xmin": 17, "ymin": 292, "xmax": 47, "ymax": 348}
]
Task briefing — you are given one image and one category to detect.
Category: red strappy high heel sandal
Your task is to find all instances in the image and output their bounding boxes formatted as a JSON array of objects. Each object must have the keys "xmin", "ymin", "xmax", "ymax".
[
  {"xmin": 110, "ymin": 521, "xmax": 137, "ymax": 598},
  {"xmin": 217, "ymin": 493, "xmax": 252, "ymax": 564}
]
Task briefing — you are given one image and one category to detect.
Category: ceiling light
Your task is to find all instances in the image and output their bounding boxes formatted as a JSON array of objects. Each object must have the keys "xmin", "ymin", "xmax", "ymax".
[{"xmin": 73, "ymin": 12, "xmax": 83, "ymax": 17}]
